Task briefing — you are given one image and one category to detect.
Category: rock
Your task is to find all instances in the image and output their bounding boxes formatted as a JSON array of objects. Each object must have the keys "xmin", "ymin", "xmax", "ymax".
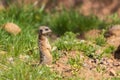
[
  {"xmin": 106, "ymin": 25, "xmax": 120, "ymax": 47},
  {"xmin": 82, "ymin": 63, "xmax": 88, "ymax": 67},
  {"xmin": 107, "ymin": 59, "xmax": 113, "ymax": 63},
  {"xmin": 107, "ymin": 37, "xmax": 120, "ymax": 48},
  {"xmin": 108, "ymin": 25, "xmax": 120, "ymax": 37},
  {"xmin": 113, "ymin": 62, "xmax": 120, "ymax": 67},
  {"xmin": 109, "ymin": 69, "xmax": 116, "ymax": 76},
  {"xmin": 7, "ymin": 57, "xmax": 14, "ymax": 64},
  {"xmin": 85, "ymin": 29, "xmax": 101, "ymax": 39},
  {"xmin": 3, "ymin": 22, "xmax": 21, "ymax": 35}
]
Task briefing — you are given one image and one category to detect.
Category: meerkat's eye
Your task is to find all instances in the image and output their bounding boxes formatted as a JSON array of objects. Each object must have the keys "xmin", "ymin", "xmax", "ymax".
[{"xmin": 45, "ymin": 28, "xmax": 49, "ymax": 31}]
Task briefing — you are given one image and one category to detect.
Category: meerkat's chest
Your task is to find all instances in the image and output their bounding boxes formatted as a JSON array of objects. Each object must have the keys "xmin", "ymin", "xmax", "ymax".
[{"xmin": 39, "ymin": 36, "xmax": 51, "ymax": 50}]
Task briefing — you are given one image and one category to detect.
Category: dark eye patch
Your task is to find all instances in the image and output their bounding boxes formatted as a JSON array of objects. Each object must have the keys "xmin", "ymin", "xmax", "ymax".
[
  {"xmin": 45, "ymin": 28, "xmax": 49, "ymax": 31},
  {"xmin": 40, "ymin": 30, "xmax": 43, "ymax": 32}
]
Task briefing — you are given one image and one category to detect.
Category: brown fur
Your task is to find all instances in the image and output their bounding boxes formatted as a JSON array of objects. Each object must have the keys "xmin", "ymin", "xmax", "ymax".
[{"xmin": 38, "ymin": 26, "xmax": 52, "ymax": 65}]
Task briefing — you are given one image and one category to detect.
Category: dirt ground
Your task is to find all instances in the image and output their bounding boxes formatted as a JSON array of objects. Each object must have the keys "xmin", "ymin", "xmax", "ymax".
[
  {"xmin": 49, "ymin": 28, "xmax": 120, "ymax": 79},
  {"xmin": 51, "ymin": 50, "xmax": 120, "ymax": 79}
]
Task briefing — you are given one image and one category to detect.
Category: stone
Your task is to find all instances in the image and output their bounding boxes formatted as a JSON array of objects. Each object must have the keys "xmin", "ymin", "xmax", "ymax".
[
  {"xmin": 7, "ymin": 57, "xmax": 14, "ymax": 64},
  {"xmin": 3, "ymin": 22, "xmax": 21, "ymax": 35},
  {"xmin": 113, "ymin": 62, "xmax": 120, "ymax": 67},
  {"xmin": 85, "ymin": 29, "xmax": 101, "ymax": 39},
  {"xmin": 109, "ymin": 69, "xmax": 116, "ymax": 76},
  {"xmin": 106, "ymin": 25, "xmax": 120, "ymax": 47},
  {"xmin": 108, "ymin": 25, "xmax": 120, "ymax": 37}
]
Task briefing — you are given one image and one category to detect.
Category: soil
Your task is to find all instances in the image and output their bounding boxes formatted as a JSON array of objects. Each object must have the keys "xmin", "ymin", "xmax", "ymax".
[
  {"xmin": 50, "ymin": 29, "xmax": 120, "ymax": 79},
  {"xmin": 51, "ymin": 50, "xmax": 120, "ymax": 79}
]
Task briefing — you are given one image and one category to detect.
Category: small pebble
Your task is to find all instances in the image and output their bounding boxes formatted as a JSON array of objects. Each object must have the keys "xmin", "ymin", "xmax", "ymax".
[
  {"xmin": 109, "ymin": 69, "xmax": 116, "ymax": 76},
  {"xmin": 3, "ymin": 22, "xmax": 21, "ymax": 35},
  {"xmin": 8, "ymin": 57, "xmax": 14, "ymax": 64},
  {"xmin": 113, "ymin": 62, "xmax": 120, "ymax": 67}
]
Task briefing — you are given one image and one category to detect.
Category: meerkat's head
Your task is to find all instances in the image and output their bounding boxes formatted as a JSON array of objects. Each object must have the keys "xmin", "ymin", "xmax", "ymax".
[{"xmin": 38, "ymin": 26, "xmax": 52, "ymax": 35}]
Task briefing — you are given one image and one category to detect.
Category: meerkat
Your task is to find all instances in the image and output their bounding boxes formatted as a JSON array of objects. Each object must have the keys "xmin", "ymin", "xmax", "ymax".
[{"xmin": 38, "ymin": 26, "xmax": 53, "ymax": 65}]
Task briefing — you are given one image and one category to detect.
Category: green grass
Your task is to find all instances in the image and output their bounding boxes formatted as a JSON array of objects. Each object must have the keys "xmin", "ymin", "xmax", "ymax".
[
  {"xmin": 95, "ymin": 30, "xmax": 106, "ymax": 46},
  {"xmin": 0, "ymin": 61, "xmax": 62, "ymax": 80},
  {"xmin": 0, "ymin": 5, "xmax": 119, "ymax": 80},
  {"xmin": 48, "ymin": 10, "xmax": 105, "ymax": 35},
  {"xmin": 0, "ymin": 6, "xmax": 61, "ymax": 80},
  {"xmin": 54, "ymin": 31, "xmax": 115, "ymax": 59}
]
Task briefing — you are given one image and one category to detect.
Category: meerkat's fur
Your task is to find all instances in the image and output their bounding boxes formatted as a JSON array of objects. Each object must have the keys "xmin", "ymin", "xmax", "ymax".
[{"xmin": 38, "ymin": 26, "xmax": 52, "ymax": 65}]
